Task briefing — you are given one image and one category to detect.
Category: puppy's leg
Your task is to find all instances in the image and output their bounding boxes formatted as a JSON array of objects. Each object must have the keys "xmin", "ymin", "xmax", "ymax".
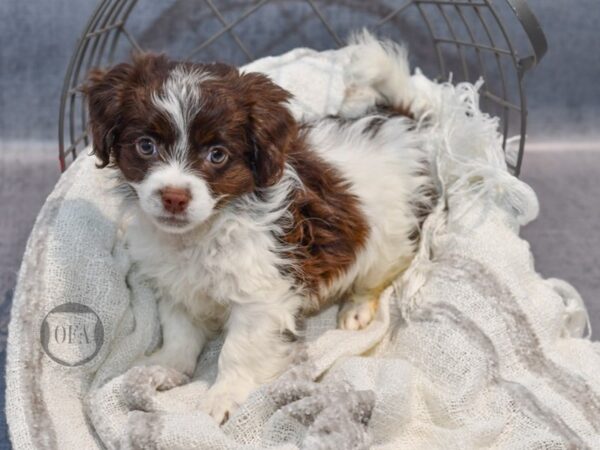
[
  {"xmin": 337, "ymin": 290, "xmax": 380, "ymax": 331},
  {"xmin": 338, "ymin": 262, "xmax": 410, "ymax": 331},
  {"xmin": 136, "ymin": 300, "xmax": 206, "ymax": 377},
  {"xmin": 201, "ymin": 300, "xmax": 297, "ymax": 424}
]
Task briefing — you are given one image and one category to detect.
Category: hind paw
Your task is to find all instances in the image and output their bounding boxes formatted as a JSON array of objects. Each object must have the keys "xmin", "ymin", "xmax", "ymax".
[{"xmin": 338, "ymin": 299, "xmax": 377, "ymax": 331}]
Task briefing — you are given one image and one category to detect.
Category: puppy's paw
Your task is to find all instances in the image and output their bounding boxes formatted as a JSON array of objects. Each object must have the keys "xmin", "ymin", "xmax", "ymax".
[
  {"xmin": 338, "ymin": 298, "xmax": 377, "ymax": 331},
  {"xmin": 200, "ymin": 390, "xmax": 238, "ymax": 425},
  {"xmin": 134, "ymin": 349, "xmax": 197, "ymax": 378},
  {"xmin": 200, "ymin": 382, "xmax": 254, "ymax": 425},
  {"xmin": 134, "ymin": 365, "xmax": 190, "ymax": 391},
  {"xmin": 123, "ymin": 366, "xmax": 189, "ymax": 411}
]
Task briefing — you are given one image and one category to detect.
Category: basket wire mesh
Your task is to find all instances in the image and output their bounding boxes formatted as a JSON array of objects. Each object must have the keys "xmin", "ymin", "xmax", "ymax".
[{"xmin": 58, "ymin": 0, "xmax": 547, "ymax": 175}]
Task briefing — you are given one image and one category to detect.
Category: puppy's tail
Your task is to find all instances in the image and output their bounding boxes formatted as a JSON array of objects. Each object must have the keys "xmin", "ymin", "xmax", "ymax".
[{"xmin": 340, "ymin": 30, "xmax": 416, "ymax": 118}]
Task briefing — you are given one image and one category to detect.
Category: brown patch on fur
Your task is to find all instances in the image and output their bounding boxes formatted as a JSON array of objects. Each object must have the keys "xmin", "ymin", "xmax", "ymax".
[
  {"xmin": 186, "ymin": 66, "xmax": 298, "ymax": 203},
  {"xmin": 377, "ymin": 103, "xmax": 415, "ymax": 120},
  {"xmin": 364, "ymin": 104, "xmax": 415, "ymax": 137},
  {"xmin": 281, "ymin": 134, "xmax": 369, "ymax": 309},
  {"xmin": 83, "ymin": 53, "xmax": 177, "ymax": 180},
  {"xmin": 361, "ymin": 116, "xmax": 387, "ymax": 137},
  {"xmin": 327, "ymin": 102, "xmax": 416, "ymax": 139}
]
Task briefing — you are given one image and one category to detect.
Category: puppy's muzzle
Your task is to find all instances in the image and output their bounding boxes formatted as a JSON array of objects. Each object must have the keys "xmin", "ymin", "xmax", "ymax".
[{"xmin": 161, "ymin": 186, "xmax": 191, "ymax": 215}]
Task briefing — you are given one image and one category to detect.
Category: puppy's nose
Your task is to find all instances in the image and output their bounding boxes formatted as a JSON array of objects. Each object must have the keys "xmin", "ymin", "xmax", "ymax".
[{"xmin": 160, "ymin": 187, "xmax": 191, "ymax": 214}]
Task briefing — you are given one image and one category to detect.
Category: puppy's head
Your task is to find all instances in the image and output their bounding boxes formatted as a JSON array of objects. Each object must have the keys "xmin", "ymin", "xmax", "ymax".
[{"xmin": 84, "ymin": 53, "xmax": 296, "ymax": 234}]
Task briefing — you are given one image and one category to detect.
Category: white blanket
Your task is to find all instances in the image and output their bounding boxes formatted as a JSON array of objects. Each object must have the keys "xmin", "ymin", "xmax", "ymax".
[{"xmin": 7, "ymin": 40, "xmax": 600, "ymax": 450}]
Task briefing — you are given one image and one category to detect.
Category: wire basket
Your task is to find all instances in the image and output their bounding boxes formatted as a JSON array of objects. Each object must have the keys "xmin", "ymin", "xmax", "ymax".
[{"xmin": 58, "ymin": 0, "xmax": 547, "ymax": 175}]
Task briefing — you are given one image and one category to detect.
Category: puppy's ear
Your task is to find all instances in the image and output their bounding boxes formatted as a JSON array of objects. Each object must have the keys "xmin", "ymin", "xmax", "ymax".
[
  {"xmin": 83, "ymin": 62, "xmax": 135, "ymax": 168},
  {"xmin": 240, "ymin": 72, "xmax": 296, "ymax": 188},
  {"xmin": 83, "ymin": 53, "xmax": 169, "ymax": 168}
]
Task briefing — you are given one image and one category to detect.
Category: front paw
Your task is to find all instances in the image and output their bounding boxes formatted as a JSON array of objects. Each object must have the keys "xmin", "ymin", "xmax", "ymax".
[
  {"xmin": 134, "ymin": 348, "xmax": 197, "ymax": 378},
  {"xmin": 126, "ymin": 364, "xmax": 189, "ymax": 393},
  {"xmin": 200, "ymin": 382, "xmax": 254, "ymax": 425}
]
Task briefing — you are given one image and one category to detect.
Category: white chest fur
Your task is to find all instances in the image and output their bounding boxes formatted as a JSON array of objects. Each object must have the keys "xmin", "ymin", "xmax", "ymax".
[{"xmin": 125, "ymin": 200, "xmax": 297, "ymax": 330}]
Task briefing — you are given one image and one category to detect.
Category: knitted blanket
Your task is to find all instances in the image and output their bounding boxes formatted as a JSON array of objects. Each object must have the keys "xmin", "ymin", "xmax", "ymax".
[{"xmin": 7, "ymin": 37, "xmax": 600, "ymax": 449}]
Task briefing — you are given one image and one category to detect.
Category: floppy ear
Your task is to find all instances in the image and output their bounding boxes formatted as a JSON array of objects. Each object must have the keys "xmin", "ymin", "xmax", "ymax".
[
  {"xmin": 83, "ymin": 62, "xmax": 135, "ymax": 168},
  {"xmin": 240, "ymin": 72, "xmax": 297, "ymax": 187},
  {"xmin": 83, "ymin": 53, "xmax": 170, "ymax": 168}
]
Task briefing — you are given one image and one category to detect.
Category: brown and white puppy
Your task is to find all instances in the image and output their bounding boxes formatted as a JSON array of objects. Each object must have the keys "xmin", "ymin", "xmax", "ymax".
[{"xmin": 84, "ymin": 51, "xmax": 429, "ymax": 424}]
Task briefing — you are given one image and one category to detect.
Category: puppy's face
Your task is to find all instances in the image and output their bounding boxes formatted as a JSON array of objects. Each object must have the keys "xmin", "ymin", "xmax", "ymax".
[{"xmin": 84, "ymin": 54, "xmax": 296, "ymax": 233}]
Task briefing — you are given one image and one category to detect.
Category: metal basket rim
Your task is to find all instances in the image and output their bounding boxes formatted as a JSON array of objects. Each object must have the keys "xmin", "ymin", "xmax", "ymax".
[{"xmin": 58, "ymin": 0, "xmax": 548, "ymax": 175}]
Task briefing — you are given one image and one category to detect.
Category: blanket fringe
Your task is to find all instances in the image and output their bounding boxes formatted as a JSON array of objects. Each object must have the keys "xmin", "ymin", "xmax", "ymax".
[
  {"xmin": 394, "ymin": 200, "xmax": 447, "ymax": 318},
  {"xmin": 547, "ymin": 278, "xmax": 593, "ymax": 339},
  {"xmin": 394, "ymin": 71, "xmax": 541, "ymax": 317}
]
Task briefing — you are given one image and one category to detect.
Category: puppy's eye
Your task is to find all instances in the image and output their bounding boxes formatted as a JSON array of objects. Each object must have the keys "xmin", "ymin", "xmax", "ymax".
[
  {"xmin": 207, "ymin": 146, "xmax": 228, "ymax": 166},
  {"xmin": 136, "ymin": 137, "xmax": 158, "ymax": 158}
]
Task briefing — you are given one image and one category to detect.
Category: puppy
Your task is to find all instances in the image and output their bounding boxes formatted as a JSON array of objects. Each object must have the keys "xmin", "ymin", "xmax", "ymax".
[{"xmin": 84, "ymin": 50, "xmax": 430, "ymax": 424}]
